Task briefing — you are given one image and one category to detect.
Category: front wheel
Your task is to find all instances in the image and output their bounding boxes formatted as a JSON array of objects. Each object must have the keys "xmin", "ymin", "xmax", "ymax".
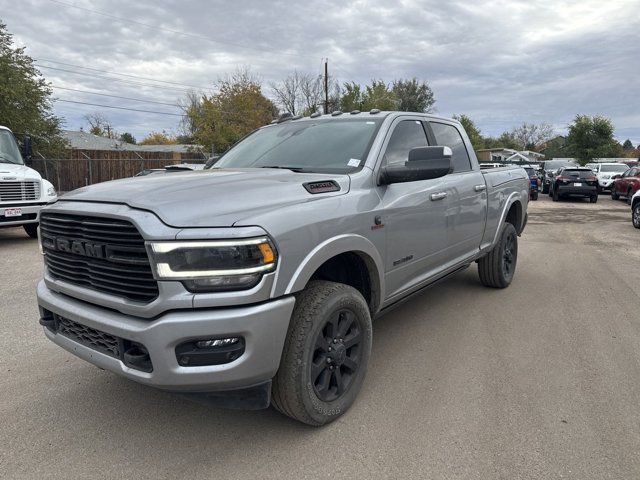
[
  {"xmin": 590, "ymin": 195, "xmax": 598, "ymax": 203},
  {"xmin": 612, "ymin": 188, "xmax": 620, "ymax": 200},
  {"xmin": 627, "ymin": 190, "xmax": 633, "ymax": 205},
  {"xmin": 478, "ymin": 222, "xmax": 518, "ymax": 289},
  {"xmin": 23, "ymin": 223, "xmax": 38, "ymax": 239},
  {"xmin": 272, "ymin": 281, "xmax": 372, "ymax": 426},
  {"xmin": 633, "ymin": 202, "xmax": 640, "ymax": 229}
]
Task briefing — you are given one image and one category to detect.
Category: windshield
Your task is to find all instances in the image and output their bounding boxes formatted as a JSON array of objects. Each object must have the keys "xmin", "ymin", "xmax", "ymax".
[
  {"xmin": 600, "ymin": 164, "xmax": 629, "ymax": 173},
  {"xmin": 211, "ymin": 118, "xmax": 383, "ymax": 173},
  {"xmin": 524, "ymin": 167, "xmax": 536, "ymax": 177},
  {"xmin": 561, "ymin": 169, "xmax": 594, "ymax": 179},
  {"xmin": 0, "ymin": 130, "xmax": 24, "ymax": 165}
]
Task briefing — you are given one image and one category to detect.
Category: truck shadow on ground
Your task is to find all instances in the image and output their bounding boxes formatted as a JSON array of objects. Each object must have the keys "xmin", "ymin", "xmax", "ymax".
[{"xmin": 0, "ymin": 227, "xmax": 35, "ymax": 245}]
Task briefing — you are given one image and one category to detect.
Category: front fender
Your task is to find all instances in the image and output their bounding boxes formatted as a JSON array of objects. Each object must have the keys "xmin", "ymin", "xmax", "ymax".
[{"xmin": 282, "ymin": 234, "xmax": 385, "ymax": 303}]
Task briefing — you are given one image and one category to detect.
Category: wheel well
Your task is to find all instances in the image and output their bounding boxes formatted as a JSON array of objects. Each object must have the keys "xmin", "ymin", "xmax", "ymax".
[
  {"xmin": 308, "ymin": 251, "xmax": 380, "ymax": 314},
  {"xmin": 505, "ymin": 201, "xmax": 523, "ymax": 233}
]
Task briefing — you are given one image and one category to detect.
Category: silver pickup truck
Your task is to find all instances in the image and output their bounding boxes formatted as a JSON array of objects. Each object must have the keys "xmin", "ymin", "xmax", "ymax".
[{"xmin": 36, "ymin": 111, "xmax": 528, "ymax": 425}]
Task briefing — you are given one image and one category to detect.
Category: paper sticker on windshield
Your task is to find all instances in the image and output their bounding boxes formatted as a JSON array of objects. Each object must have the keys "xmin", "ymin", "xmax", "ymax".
[{"xmin": 348, "ymin": 158, "xmax": 361, "ymax": 167}]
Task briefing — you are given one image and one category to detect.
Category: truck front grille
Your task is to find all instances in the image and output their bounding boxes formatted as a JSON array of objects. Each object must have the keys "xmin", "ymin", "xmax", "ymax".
[
  {"xmin": 40, "ymin": 212, "xmax": 159, "ymax": 303},
  {"xmin": 57, "ymin": 315, "xmax": 120, "ymax": 358},
  {"xmin": 0, "ymin": 181, "xmax": 40, "ymax": 201}
]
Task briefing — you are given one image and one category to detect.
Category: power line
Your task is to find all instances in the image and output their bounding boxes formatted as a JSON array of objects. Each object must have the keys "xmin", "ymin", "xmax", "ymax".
[
  {"xmin": 52, "ymin": 85, "xmax": 181, "ymax": 107},
  {"xmin": 39, "ymin": 65, "xmax": 197, "ymax": 93},
  {"xmin": 54, "ymin": 99, "xmax": 185, "ymax": 116},
  {"xmin": 37, "ymin": 58, "xmax": 212, "ymax": 90},
  {"xmin": 48, "ymin": 0, "xmax": 310, "ymax": 60}
]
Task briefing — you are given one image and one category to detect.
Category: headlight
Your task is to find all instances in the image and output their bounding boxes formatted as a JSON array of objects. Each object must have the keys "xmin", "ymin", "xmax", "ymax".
[
  {"xmin": 147, "ymin": 237, "xmax": 277, "ymax": 292},
  {"xmin": 47, "ymin": 186, "xmax": 56, "ymax": 196}
]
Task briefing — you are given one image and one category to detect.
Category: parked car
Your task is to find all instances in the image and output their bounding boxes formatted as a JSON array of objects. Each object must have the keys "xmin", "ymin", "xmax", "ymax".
[
  {"xmin": 36, "ymin": 111, "xmax": 529, "ymax": 426},
  {"xmin": 550, "ymin": 167, "xmax": 598, "ymax": 202},
  {"xmin": 611, "ymin": 166, "xmax": 640, "ymax": 204},
  {"xmin": 540, "ymin": 159, "xmax": 578, "ymax": 193},
  {"xmin": 0, "ymin": 125, "xmax": 57, "ymax": 237},
  {"xmin": 523, "ymin": 166, "xmax": 539, "ymax": 200},
  {"xmin": 586, "ymin": 163, "xmax": 630, "ymax": 192},
  {"xmin": 631, "ymin": 190, "xmax": 640, "ymax": 229}
]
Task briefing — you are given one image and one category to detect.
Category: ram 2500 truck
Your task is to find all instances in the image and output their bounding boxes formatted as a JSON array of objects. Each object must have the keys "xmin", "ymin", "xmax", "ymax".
[
  {"xmin": 0, "ymin": 126, "xmax": 57, "ymax": 237},
  {"xmin": 36, "ymin": 111, "xmax": 528, "ymax": 426}
]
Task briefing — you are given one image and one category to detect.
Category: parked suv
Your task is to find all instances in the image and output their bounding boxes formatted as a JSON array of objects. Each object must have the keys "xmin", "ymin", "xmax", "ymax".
[
  {"xmin": 631, "ymin": 190, "xmax": 640, "ymax": 229},
  {"xmin": 611, "ymin": 166, "xmax": 640, "ymax": 204},
  {"xmin": 550, "ymin": 167, "xmax": 598, "ymax": 202},
  {"xmin": 36, "ymin": 112, "xmax": 528, "ymax": 425},
  {"xmin": 586, "ymin": 163, "xmax": 630, "ymax": 192}
]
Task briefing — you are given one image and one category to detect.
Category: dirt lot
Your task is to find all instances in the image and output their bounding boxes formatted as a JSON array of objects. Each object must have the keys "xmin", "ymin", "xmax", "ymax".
[{"xmin": 1, "ymin": 194, "xmax": 639, "ymax": 479}]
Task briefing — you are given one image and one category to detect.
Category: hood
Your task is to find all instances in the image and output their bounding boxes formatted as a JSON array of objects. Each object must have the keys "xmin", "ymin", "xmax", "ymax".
[
  {"xmin": 0, "ymin": 163, "xmax": 42, "ymax": 181},
  {"xmin": 59, "ymin": 168, "xmax": 350, "ymax": 227}
]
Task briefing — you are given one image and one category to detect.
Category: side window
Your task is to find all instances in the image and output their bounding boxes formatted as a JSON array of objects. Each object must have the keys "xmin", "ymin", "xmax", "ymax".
[
  {"xmin": 429, "ymin": 122, "xmax": 472, "ymax": 173},
  {"xmin": 383, "ymin": 120, "xmax": 428, "ymax": 166},
  {"xmin": 632, "ymin": 168, "xmax": 639, "ymax": 177}
]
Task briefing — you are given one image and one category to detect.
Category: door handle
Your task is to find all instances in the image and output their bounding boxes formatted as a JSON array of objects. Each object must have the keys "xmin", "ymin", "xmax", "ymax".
[
  {"xmin": 474, "ymin": 184, "xmax": 487, "ymax": 192},
  {"xmin": 430, "ymin": 192, "xmax": 447, "ymax": 201}
]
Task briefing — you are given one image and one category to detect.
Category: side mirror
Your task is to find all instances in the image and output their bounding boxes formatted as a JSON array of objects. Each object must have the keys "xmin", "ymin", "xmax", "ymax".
[
  {"xmin": 611, "ymin": 174, "xmax": 622, "ymax": 179},
  {"xmin": 381, "ymin": 146, "xmax": 452, "ymax": 184},
  {"xmin": 22, "ymin": 135, "xmax": 33, "ymax": 160}
]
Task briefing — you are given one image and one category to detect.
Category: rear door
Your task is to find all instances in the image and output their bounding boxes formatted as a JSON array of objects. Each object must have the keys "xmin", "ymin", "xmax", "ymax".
[
  {"xmin": 377, "ymin": 117, "xmax": 450, "ymax": 300},
  {"xmin": 427, "ymin": 121, "xmax": 486, "ymax": 262}
]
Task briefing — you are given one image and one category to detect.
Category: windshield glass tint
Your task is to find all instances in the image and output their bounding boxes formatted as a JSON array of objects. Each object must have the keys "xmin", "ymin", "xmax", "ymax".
[
  {"xmin": 601, "ymin": 164, "xmax": 629, "ymax": 173},
  {"xmin": 0, "ymin": 130, "xmax": 24, "ymax": 165},
  {"xmin": 212, "ymin": 118, "xmax": 382, "ymax": 173},
  {"xmin": 562, "ymin": 169, "xmax": 594, "ymax": 179}
]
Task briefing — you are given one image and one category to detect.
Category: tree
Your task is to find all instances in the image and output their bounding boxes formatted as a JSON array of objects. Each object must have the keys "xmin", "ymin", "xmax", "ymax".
[
  {"xmin": 339, "ymin": 82, "xmax": 364, "ymax": 112},
  {"xmin": 119, "ymin": 132, "xmax": 136, "ymax": 144},
  {"xmin": 138, "ymin": 131, "xmax": 176, "ymax": 145},
  {"xmin": 622, "ymin": 139, "xmax": 634, "ymax": 150},
  {"xmin": 392, "ymin": 78, "xmax": 435, "ymax": 113},
  {"xmin": 182, "ymin": 68, "xmax": 277, "ymax": 153},
  {"xmin": 483, "ymin": 131, "xmax": 520, "ymax": 150},
  {"xmin": 453, "ymin": 114, "xmax": 484, "ymax": 151},
  {"xmin": 566, "ymin": 114, "xmax": 620, "ymax": 165},
  {"xmin": 510, "ymin": 122, "xmax": 555, "ymax": 150},
  {"xmin": 84, "ymin": 112, "xmax": 116, "ymax": 138},
  {"xmin": 0, "ymin": 22, "xmax": 66, "ymax": 156},
  {"xmin": 361, "ymin": 79, "xmax": 397, "ymax": 111}
]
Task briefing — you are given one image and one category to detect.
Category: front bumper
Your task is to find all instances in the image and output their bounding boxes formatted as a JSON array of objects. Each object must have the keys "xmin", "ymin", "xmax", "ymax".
[
  {"xmin": 37, "ymin": 280, "xmax": 296, "ymax": 392},
  {"xmin": 0, "ymin": 203, "xmax": 46, "ymax": 227},
  {"xmin": 598, "ymin": 179, "xmax": 614, "ymax": 189}
]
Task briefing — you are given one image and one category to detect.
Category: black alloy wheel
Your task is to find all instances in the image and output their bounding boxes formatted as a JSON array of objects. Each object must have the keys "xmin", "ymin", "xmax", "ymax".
[
  {"xmin": 310, "ymin": 308, "xmax": 363, "ymax": 402},
  {"xmin": 502, "ymin": 229, "xmax": 517, "ymax": 280}
]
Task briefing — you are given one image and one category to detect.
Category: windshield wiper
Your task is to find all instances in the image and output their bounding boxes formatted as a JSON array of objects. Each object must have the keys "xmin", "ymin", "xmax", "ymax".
[{"xmin": 259, "ymin": 165, "xmax": 307, "ymax": 172}]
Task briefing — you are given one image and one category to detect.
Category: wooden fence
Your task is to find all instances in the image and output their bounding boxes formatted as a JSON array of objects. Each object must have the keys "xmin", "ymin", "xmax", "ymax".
[{"xmin": 29, "ymin": 157, "xmax": 206, "ymax": 192}]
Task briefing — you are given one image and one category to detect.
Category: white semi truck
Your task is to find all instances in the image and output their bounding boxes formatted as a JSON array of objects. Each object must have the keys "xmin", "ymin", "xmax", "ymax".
[{"xmin": 0, "ymin": 126, "xmax": 57, "ymax": 237}]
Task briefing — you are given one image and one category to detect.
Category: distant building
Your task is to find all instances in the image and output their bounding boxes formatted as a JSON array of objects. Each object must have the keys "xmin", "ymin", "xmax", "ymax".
[
  {"xmin": 62, "ymin": 130, "xmax": 205, "ymax": 161},
  {"xmin": 476, "ymin": 148, "xmax": 545, "ymax": 164}
]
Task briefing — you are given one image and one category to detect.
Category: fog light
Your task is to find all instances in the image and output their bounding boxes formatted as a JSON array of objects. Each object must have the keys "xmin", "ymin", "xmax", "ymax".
[{"xmin": 196, "ymin": 337, "xmax": 239, "ymax": 348}]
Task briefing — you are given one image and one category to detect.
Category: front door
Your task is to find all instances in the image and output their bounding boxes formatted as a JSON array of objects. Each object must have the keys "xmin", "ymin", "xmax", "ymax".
[{"xmin": 377, "ymin": 118, "xmax": 450, "ymax": 300}]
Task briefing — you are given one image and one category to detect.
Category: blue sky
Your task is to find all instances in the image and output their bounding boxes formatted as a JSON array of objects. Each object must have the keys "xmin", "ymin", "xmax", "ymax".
[{"xmin": 2, "ymin": 0, "xmax": 639, "ymax": 145}]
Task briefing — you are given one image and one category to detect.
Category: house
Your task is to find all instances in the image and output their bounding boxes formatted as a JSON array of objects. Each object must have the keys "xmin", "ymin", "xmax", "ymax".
[
  {"xmin": 62, "ymin": 130, "xmax": 205, "ymax": 161},
  {"xmin": 476, "ymin": 148, "xmax": 545, "ymax": 164}
]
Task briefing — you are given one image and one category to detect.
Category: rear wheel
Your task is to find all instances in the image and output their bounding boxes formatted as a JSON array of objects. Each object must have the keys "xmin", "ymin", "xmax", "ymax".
[
  {"xmin": 590, "ymin": 195, "xmax": 598, "ymax": 203},
  {"xmin": 478, "ymin": 222, "xmax": 518, "ymax": 289},
  {"xmin": 531, "ymin": 192, "xmax": 538, "ymax": 201},
  {"xmin": 23, "ymin": 223, "xmax": 38, "ymax": 239},
  {"xmin": 633, "ymin": 202, "xmax": 640, "ymax": 229},
  {"xmin": 552, "ymin": 188, "xmax": 559, "ymax": 202},
  {"xmin": 272, "ymin": 280, "xmax": 372, "ymax": 426}
]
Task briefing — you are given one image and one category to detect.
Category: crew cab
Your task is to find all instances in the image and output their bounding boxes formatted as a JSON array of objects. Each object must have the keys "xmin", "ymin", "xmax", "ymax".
[
  {"xmin": 611, "ymin": 166, "xmax": 640, "ymax": 204},
  {"xmin": 36, "ymin": 111, "xmax": 528, "ymax": 426},
  {"xmin": 0, "ymin": 126, "xmax": 57, "ymax": 237}
]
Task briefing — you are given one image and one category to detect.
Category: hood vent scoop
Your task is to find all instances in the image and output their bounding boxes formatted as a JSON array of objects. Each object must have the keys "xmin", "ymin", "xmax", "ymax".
[{"xmin": 303, "ymin": 180, "xmax": 341, "ymax": 194}]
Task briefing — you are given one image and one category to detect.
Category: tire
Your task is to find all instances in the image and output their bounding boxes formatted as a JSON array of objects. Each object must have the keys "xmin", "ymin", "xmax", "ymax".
[
  {"xmin": 627, "ymin": 190, "xmax": 633, "ymax": 206},
  {"xmin": 612, "ymin": 188, "xmax": 619, "ymax": 200},
  {"xmin": 552, "ymin": 188, "xmax": 559, "ymax": 202},
  {"xmin": 478, "ymin": 222, "xmax": 518, "ymax": 289},
  {"xmin": 542, "ymin": 183, "xmax": 549, "ymax": 194},
  {"xmin": 590, "ymin": 195, "xmax": 598, "ymax": 203},
  {"xmin": 531, "ymin": 192, "xmax": 538, "ymax": 201},
  {"xmin": 632, "ymin": 202, "xmax": 640, "ymax": 229},
  {"xmin": 272, "ymin": 280, "xmax": 372, "ymax": 426},
  {"xmin": 23, "ymin": 223, "xmax": 38, "ymax": 239}
]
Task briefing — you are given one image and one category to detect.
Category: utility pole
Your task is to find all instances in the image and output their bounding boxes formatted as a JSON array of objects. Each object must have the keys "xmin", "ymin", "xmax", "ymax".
[{"xmin": 323, "ymin": 58, "xmax": 329, "ymax": 114}]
